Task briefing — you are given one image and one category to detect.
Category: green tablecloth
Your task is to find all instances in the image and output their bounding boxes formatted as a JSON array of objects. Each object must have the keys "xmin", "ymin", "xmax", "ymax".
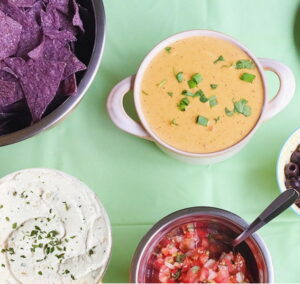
[{"xmin": 1, "ymin": 0, "xmax": 300, "ymax": 282}]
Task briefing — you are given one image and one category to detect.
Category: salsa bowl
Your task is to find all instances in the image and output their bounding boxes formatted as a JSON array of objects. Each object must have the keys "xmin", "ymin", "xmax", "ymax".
[
  {"xmin": 0, "ymin": 0, "xmax": 106, "ymax": 146},
  {"xmin": 130, "ymin": 207, "xmax": 274, "ymax": 283},
  {"xmin": 107, "ymin": 30, "xmax": 295, "ymax": 164}
]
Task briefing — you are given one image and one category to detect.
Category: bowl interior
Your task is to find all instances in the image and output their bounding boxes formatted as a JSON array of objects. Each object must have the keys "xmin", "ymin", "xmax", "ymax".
[
  {"xmin": 131, "ymin": 208, "xmax": 271, "ymax": 283},
  {"xmin": 277, "ymin": 128, "xmax": 300, "ymax": 215},
  {"xmin": 0, "ymin": 0, "xmax": 105, "ymax": 146}
]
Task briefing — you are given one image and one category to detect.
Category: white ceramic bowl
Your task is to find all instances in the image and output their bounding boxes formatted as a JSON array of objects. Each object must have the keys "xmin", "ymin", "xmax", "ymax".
[
  {"xmin": 277, "ymin": 128, "xmax": 300, "ymax": 215},
  {"xmin": 107, "ymin": 30, "xmax": 295, "ymax": 164}
]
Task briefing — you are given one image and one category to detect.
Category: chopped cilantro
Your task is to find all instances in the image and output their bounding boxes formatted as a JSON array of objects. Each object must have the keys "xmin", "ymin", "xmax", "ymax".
[
  {"xmin": 170, "ymin": 119, "xmax": 178, "ymax": 126},
  {"xmin": 225, "ymin": 107, "xmax": 234, "ymax": 117},
  {"xmin": 234, "ymin": 99, "xmax": 252, "ymax": 117},
  {"xmin": 167, "ymin": 92, "xmax": 173, "ymax": 97},
  {"xmin": 210, "ymin": 84, "xmax": 218, "ymax": 89},
  {"xmin": 235, "ymin": 59, "xmax": 254, "ymax": 69},
  {"xmin": 240, "ymin": 72, "xmax": 256, "ymax": 83},
  {"xmin": 38, "ymin": 271, "xmax": 43, "ymax": 276},
  {"xmin": 214, "ymin": 55, "xmax": 224, "ymax": 64},
  {"xmin": 12, "ymin": 223, "xmax": 17, "ymax": 229},
  {"xmin": 165, "ymin": 46, "xmax": 172, "ymax": 53}
]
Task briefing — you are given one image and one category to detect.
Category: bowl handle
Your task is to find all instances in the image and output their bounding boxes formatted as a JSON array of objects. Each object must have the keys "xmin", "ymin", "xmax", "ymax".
[
  {"xmin": 107, "ymin": 75, "xmax": 153, "ymax": 140},
  {"xmin": 259, "ymin": 58, "xmax": 295, "ymax": 121}
]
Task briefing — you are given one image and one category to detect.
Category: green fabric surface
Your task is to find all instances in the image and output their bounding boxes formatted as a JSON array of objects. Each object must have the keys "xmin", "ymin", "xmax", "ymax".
[{"xmin": 1, "ymin": 0, "xmax": 300, "ymax": 282}]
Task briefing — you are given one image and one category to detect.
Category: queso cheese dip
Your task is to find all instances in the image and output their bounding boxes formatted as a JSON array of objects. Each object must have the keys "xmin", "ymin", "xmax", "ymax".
[
  {"xmin": 141, "ymin": 36, "xmax": 264, "ymax": 153},
  {"xmin": 0, "ymin": 169, "xmax": 111, "ymax": 284}
]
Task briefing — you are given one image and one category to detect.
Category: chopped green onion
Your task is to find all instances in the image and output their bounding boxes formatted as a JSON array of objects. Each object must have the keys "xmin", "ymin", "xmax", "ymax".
[
  {"xmin": 235, "ymin": 59, "xmax": 254, "ymax": 69},
  {"xmin": 196, "ymin": 115, "xmax": 208, "ymax": 127},
  {"xmin": 208, "ymin": 96, "xmax": 218, "ymax": 108},
  {"xmin": 157, "ymin": 79, "xmax": 167, "ymax": 87},
  {"xmin": 182, "ymin": 90, "xmax": 194, "ymax": 97},
  {"xmin": 210, "ymin": 84, "xmax": 218, "ymax": 89},
  {"xmin": 187, "ymin": 79, "xmax": 197, "ymax": 89},
  {"xmin": 176, "ymin": 72, "xmax": 183, "ymax": 83},
  {"xmin": 177, "ymin": 98, "xmax": 190, "ymax": 111},
  {"xmin": 165, "ymin": 47, "xmax": 172, "ymax": 53},
  {"xmin": 170, "ymin": 119, "xmax": 178, "ymax": 126},
  {"xmin": 191, "ymin": 73, "xmax": 202, "ymax": 84},
  {"xmin": 214, "ymin": 55, "xmax": 224, "ymax": 64},
  {"xmin": 225, "ymin": 107, "xmax": 234, "ymax": 117},
  {"xmin": 240, "ymin": 73, "xmax": 256, "ymax": 83},
  {"xmin": 142, "ymin": 90, "xmax": 149, "ymax": 95}
]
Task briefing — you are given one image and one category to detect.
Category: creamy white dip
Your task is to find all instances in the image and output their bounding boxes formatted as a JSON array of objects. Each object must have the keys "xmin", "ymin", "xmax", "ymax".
[{"xmin": 0, "ymin": 169, "xmax": 112, "ymax": 284}]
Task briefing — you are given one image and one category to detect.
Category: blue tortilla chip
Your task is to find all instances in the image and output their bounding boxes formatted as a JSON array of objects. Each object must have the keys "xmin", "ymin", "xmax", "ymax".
[
  {"xmin": 42, "ymin": 38, "xmax": 86, "ymax": 78},
  {"xmin": 71, "ymin": 0, "xmax": 84, "ymax": 32},
  {"xmin": 9, "ymin": 0, "xmax": 36, "ymax": 8},
  {"xmin": 18, "ymin": 59, "xmax": 66, "ymax": 121},
  {"xmin": 0, "ymin": 79, "xmax": 17, "ymax": 107},
  {"xmin": 61, "ymin": 73, "xmax": 77, "ymax": 95},
  {"xmin": 0, "ymin": 0, "xmax": 30, "ymax": 26},
  {"xmin": 0, "ymin": 10, "xmax": 23, "ymax": 60},
  {"xmin": 46, "ymin": 0, "xmax": 70, "ymax": 15}
]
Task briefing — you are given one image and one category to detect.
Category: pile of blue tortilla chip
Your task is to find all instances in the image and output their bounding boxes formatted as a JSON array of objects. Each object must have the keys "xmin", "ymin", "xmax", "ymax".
[{"xmin": 0, "ymin": 0, "xmax": 86, "ymax": 134}]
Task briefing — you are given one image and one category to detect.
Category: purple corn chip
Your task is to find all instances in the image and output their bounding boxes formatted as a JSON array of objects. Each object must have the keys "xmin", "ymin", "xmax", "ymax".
[
  {"xmin": 43, "ymin": 38, "xmax": 86, "ymax": 79},
  {"xmin": 46, "ymin": 0, "xmax": 70, "ymax": 15},
  {"xmin": 71, "ymin": 0, "xmax": 84, "ymax": 32},
  {"xmin": 61, "ymin": 73, "xmax": 77, "ymax": 95},
  {"xmin": 0, "ymin": 10, "xmax": 23, "ymax": 60},
  {"xmin": 9, "ymin": 0, "xmax": 36, "ymax": 8},
  {"xmin": 0, "ymin": 79, "xmax": 17, "ymax": 107},
  {"xmin": 18, "ymin": 59, "xmax": 66, "ymax": 121},
  {"xmin": 0, "ymin": 0, "xmax": 29, "ymax": 26}
]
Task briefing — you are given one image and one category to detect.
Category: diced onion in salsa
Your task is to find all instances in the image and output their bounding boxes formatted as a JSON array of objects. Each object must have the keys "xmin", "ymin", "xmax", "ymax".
[{"xmin": 148, "ymin": 222, "xmax": 251, "ymax": 283}]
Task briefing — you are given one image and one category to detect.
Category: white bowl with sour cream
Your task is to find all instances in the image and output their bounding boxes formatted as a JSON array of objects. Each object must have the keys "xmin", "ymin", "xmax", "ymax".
[{"xmin": 0, "ymin": 168, "xmax": 112, "ymax": 284}]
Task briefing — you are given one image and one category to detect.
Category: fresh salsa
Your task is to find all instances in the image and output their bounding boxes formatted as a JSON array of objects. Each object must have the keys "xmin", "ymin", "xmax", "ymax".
[{"xmin": 148, "ymin": 222, "xmax": 251, "ymax": 283}]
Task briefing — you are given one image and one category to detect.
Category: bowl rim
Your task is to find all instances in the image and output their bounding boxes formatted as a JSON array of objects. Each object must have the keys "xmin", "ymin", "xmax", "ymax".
[
  {"xmin": 276, "ymin": 127, "xmax": 300, "ymax": 215},
  {"xmin": 130, "ymin": 206, "xmax": 274, "ymax": 283},
  {"xmin": 0, "ymin": 0, "xmax": 106, "ymax": 146},
  {"xmin": 133, "ymin": 29, "xmax": 268, "ymax": 157}
]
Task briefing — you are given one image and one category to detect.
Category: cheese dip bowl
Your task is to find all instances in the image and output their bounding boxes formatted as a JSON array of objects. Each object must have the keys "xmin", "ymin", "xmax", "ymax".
[
  {"xmin": 107, "ymin": 30, "xmax": 295, "ymax": 164},
  {"xmin": 0, "ymin": 168, "xmax": 112, "ymax": 284}
]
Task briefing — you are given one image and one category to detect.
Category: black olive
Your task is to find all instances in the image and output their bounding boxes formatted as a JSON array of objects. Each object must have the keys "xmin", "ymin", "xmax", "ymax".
[
  {"xmin": 284, "ymin": 162, "xmax": 299, "ymax": 178},
  {"xmin": 285, "ymin": 176, "xmax": 300, "ymax": 191},
  {"xmin": 291, "ymin": 151, "xmax": 300, "ymax": 166}
]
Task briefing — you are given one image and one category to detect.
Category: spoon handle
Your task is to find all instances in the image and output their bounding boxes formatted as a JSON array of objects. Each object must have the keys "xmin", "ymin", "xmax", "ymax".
[{"xmin": 232, "ymin": 188, "xmax": 299, "ymax": 247}]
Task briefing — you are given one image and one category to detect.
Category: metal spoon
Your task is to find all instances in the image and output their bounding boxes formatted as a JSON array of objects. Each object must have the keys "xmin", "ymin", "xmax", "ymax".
[{"xmin": 232, "ymin": 188, "xmax": 299, "ymax": 247}]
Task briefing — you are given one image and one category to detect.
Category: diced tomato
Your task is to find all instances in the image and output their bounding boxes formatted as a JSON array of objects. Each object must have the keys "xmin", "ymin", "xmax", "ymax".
[{"xmin": 150, "ymin": 222, "xmax": 250, "ymax": 283}]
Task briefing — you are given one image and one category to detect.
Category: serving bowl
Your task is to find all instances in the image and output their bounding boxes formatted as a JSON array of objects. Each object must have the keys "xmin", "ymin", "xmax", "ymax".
[
  {"xmin": 130, "ymin": 207, "xmax": 274, "ymax": 283},
  {"xmin": 107, "ymin": 30, "xmax": 295, "ymax": 164},
  {"xmin": 0, "ymin": 0, "xmax": 106, "ymax": 146},
  {"xmin": 277, "ymin": 128, "xmax": 300, "ymax": 215}
]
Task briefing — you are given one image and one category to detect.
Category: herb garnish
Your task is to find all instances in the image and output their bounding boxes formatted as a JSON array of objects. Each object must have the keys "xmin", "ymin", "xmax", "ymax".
[
  {"xmin": 234, "ymin": 99, "xmax": 252, "ymax": 117},
  {"xmin": 181, "ymin": 90, "xmax": 194, "ymax": 97},
  {"xmin": 196, "ymin": 115, "xmax": 208, "ymax": 127},
  {"xmin": 5, "ymin": 217, "xmax": 9, "ymax": 222},
  {"xmin": 38, "ymin": 271, "xmax": 43, "ymax": 276},
  {"xmin": 12, "ymin": 223, "xmax": 17, "ymax": 229},
  {"xmin": 187, "ymin": 79, "xmax": 197, "ymax": 89},
  {"xmin": 214, "ymin": 55, "xmax": 224, "ymax": 64},
  {"xmin": 167, "ymin": 92, "xmax": 173, "ymax": 97},
  {"xmin": 214, "ymin": 116, "xmax": 220, "ymax": 123},
  {"xmin": 208, "ymin": 96, "xmax": 218, "ymax": 108},
  {"xmin": 187, "ymin": 73, "xmax": 202, "ymax": 89},
  {"xmin": 240, "ymin": 73, "xmax": 256, "ymax": 83},
  {"xmin": 157, "ymin": 79, "xmax": 167, "ymax": 88},
  {"xmin": 235, "ymin": 59, "xmax": 254, "ymax": 69},
  {"xmin": 177, "ymin": 98, "xmax": 189, "ymax": 111},
  {"xmin": 194, "ymin": 90, "xmax": 208, "ymax": 102},
  {"xmin": 210, "ymin": 84, "xmax": 218, "ymax": 89},
  {"xmin": 225, "ymin": 107, "xmax": 234, "ymax": 117},
  {"xmin": 170, "ymin": 119, "xmax": 178, "ymax": 126},
  {"xmin": 142, "ymin": 90, "xmax": 149, "ymax": 96},
  {"xmin": 165, "ymin": 46, "xmax": 172, "ymax": 53},
  {"xmin": 176, "ymin": 72, "xmax": 183, "ymax": 83}
]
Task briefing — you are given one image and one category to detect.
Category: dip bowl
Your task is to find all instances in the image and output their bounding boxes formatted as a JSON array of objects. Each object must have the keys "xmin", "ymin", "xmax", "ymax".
[
  {"xmin": 0, "ymin": 0, "xmax": 106, "ymax": 146},
  {"xmin": 277, "ymin": 128, "xmax": 300, "ymax": 215},
  {"xmin": 107, "ymin": 30, "xmax": 295, "ymax": 164},
  {"xmin": 130, "ymin": 207, "xmax": 274, "ymax": 283}
]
